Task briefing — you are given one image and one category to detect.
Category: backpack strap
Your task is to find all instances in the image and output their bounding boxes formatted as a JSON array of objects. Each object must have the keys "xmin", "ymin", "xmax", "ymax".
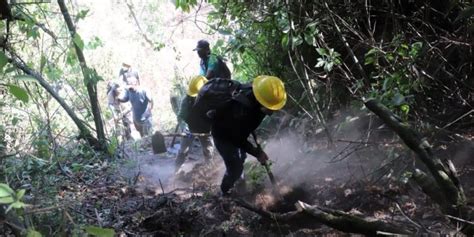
[{"xmin": 232, "ymin": 83, "xmax": 253, "ymax": 107}]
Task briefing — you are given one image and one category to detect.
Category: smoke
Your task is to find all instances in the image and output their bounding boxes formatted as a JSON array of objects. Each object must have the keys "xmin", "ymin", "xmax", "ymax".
[
  {"xmin": 263, "ymin": 111, "xmax": 388, "ymax": 188},
  {"xmin": 264, "ymin": 133, "xmax": 333, "ymax": 187}
]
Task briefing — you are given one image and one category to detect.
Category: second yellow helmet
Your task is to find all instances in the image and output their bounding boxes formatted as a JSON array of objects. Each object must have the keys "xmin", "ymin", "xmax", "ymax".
[
  {"xmin": 187, "ymin": 75, "xmax": 208, "ymax": 97},
  {"xmin": 252, "ymin": 75, "xmax": 287, "ymax": 110}
]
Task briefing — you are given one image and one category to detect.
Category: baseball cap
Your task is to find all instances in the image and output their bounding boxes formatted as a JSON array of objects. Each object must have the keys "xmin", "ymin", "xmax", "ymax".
[{"xmin": 193, "ymin": 40, "xmax": 210, "ymax": 51}]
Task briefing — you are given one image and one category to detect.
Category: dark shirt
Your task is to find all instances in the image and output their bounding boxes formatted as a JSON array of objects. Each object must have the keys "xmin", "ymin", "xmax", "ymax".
[
  {"xmin": 178, "ymin": 95, "xmax": 194, "ymax": 123},
  {"xmin": 211, "ymin": 89, "xmax": 265, "ymax": 157},
  {"xmin": 181, "ymin": 95, "xmax": 211, "ymax": 133}
]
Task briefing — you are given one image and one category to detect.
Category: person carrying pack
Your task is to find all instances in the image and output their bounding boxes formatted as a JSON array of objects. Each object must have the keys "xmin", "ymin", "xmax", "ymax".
[
  {"xmin": 193, "ymin": 40, "xmax": 231, "ymax": 80},
  {"xmin": 175, "ymin": 76, "xmax": 215, "ymax": 172},
  {"xmin": 193, "ymin": 75, "xmax": 287, "ymax": 196}
]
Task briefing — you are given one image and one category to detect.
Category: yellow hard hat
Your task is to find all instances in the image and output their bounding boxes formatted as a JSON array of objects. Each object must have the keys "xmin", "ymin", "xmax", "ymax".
[
  {"xmin": 252, "ymin": 75, "xmax": 287, "ymax": 110},
  {"xmin": 187, "ymin": 75, "xmax": 208, "ymax": 97}
]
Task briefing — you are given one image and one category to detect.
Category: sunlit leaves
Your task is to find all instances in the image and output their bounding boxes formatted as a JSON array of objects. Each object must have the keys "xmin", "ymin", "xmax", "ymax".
[
  {"xmin": 315, "ymin": 48, "xmax": 341, "ymax": 72},
  {"xmin": 76, "ymin": 9, "xmax": 90, "ymax": 21},
  {"xmin": 174, "ymin": 0, "xmax": 198, "ymax": 12},
  {"xmin": 303, "ymin": 21, "xmax": 318, "ymax": 47},
  {"xmin": 72, "ymin": 33, "xmax": 85, "ymax": 50},
  {"xmin": 86, "ymin": 36, "xmax": 104, "ymax": 50}
]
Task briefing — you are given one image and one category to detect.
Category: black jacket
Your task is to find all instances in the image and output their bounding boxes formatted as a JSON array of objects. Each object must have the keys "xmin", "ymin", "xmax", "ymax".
[
  {"xmin": 211, "ymin": 89, "xmax": 265, "ymax": 157},
  {"xmin": 180, "ymin": 95, "xmax": 211, "ymax": 133}
]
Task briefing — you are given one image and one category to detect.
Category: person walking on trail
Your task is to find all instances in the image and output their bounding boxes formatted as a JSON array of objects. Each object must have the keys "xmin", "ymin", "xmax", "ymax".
[
  {"xmin": 106, "ymin": 81, "xmax": 132, "ymax": 140},
  {"xmin": 194, "ymin": 40, "xmax": 231, "ymax": 80},
  {"xmin": 204, "ymin": 75, "xmax": 287, "ymax": 196},
  {"xmin": 118, "ymin": 62, "xmax": 140, "ymax": 85},
  {"xmin": 117, "ymin": 76, "xmax": 154, "ymax": 137},
  {"xmin": 175, "ymin": 76, "xmax": 214, "ymax": 172}
]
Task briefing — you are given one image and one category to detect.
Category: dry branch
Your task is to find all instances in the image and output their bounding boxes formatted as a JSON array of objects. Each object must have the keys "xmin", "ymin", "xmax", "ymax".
[
  {"xmin": 364, "ymin": 98, "xmax": 473, "ymax": 235},
  {"xmin": 234, "ymin": 198, "xmax": 414, "ymax": 235},
  {"xmin": 6, "ymin": 49, "xmax": 100, "ymax": 149}
]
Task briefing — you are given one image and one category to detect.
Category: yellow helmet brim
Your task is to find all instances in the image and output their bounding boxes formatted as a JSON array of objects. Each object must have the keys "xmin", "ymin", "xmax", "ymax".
[
  {"xmin": 252, "ymin": 75, "xmax": 287, "ymax": 110},
  {"xmin": 187, "ymin": 75, "xmax": 208, "ymax": 97}
]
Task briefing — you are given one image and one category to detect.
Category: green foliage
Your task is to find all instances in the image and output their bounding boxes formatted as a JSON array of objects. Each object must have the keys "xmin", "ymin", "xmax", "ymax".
[
  {"xmin": 364, "ymin": 40, "xmax": 424, "ymax": 118},
  {"xmin": 26, "ymin": 229, "xmax": 42, "ymax": 237},
  {"xmin": 174, "ymin": 0, "xmax": 198, "ymax": 12},
  {"xmin": 204, "ymin": 1, "xmax": 289, "ymax": 80},
  {"xmin": 0, "ymin": 51, "xmax": 8, "ymax": 72},
  {"xmin": 315, "ymin": 48, "xmax": 342, "ymax": 72},
  {"xmin": 86, "ymin": 36, "xmax": 104, "ymax": 50},
  {"xmin": 72, "ymin": 33, "xmax": 85, "ymax": 50},
  {"xmin": 0, "ymin": 183, "xmax": 27, "ymax": 213},
  {"xmin": 7, "ymin": 84, "xmax": 29, "ymax": 103},
  {"xmin": 244, "ymin": 162, "xmax": 267, "ymax": 191},
  {"xmin": 84, "ymin": 226, "xmax": 115, "ymax": 237}
]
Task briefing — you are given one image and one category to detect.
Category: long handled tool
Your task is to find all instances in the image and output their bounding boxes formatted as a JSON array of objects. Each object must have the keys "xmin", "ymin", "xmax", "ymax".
[
  {"xmin": 251, "ymin": 133, "xmax": 281, "ymax": 198},
  {"xmin": 263, "ymin": 162, "xmax": 277, "ymax": 186},
  {"xmin": 169, "ymin": 123, "xmax": 181, "ymax": 149}
]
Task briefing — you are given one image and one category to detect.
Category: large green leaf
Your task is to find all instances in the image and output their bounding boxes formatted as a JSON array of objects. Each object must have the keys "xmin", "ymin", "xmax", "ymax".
[
  {"xmin": 8, "ymin": 84, "xmax": 29, "ymax": 103},
  {"xmin": 0, "ymin": 51, "xmax": 8, "ymax": 72},
  {"xmin": 72, "ymin": 33, "xmax": 85, "ymax": 50},
  {"xmin": 0, "ymin": 183, "xmax": 15, "ymax": 197},
  {"xmin": 17, "ymin": 189, "xmax": 26, "ymax": 199},
  {"xmin": 84, "ymin": 226, "xmax": 115, "ymax": 237},
  {"xmin": 0, "ymin": 196, "xmax": 14, "ymax": 204},
  {"xmin": 27, "ymin": 229, "xmax": 42, "ymax": 237}
]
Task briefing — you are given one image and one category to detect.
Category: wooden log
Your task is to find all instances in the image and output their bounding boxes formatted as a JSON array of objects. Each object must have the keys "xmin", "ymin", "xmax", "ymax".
[
  {"xmin": 364, "ymin": 99, "xmax": 473, "ymax": 235},
  {"xmin": 234, "ymin": 198, "xmax": 414, "ymax": 235},
  {"xmin": 364, "ymin": 99, "xmax": 464, "ymax": 207}
]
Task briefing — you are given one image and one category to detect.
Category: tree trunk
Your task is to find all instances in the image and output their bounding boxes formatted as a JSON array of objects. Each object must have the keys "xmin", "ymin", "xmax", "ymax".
[
  {"xmin": 364, "ymin": 98, "xmax": 473, "ymax": 235},
  {"xmin": 57, "ymin": 0, "xmax": 106, "ymax": 150},
  {"xmin": 6, "ymin": 49, "xmax": 101, "ymax": 149}
]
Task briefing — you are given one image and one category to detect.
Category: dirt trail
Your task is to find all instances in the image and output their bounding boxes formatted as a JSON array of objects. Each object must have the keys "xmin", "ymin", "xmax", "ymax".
[{"xmin": 78, "ymin": 134, "xmax": 472, "ymax": 236}]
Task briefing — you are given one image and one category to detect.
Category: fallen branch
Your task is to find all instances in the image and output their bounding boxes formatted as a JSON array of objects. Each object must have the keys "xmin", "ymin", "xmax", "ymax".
[
  {"xmin": 234, "ymin": 198, "xmax": 414, "ymax": 235},
  {"xmin": 364, "ymin": 99, "xmax": 473, "ymax": 235}
]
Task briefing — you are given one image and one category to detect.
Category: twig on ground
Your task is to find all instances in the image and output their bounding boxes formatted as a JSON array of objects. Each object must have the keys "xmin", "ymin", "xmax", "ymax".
[
  {"xmin": 25, "ymin": 205, "xmax": 62, "ymax": 214},
  {"xmin": 446, "ymin": 215, "xmax": 474, "ymax": 225},
  {"xmin": 159, "ymin": 179, "xmax": 165, "ymax": 194},
  {"xmin": 94, "ymin": 208, "xmax": 103, "ymax": 227}
]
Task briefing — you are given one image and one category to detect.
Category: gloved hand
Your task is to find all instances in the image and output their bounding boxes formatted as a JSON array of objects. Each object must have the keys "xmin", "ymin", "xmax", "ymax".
[{"xmin": 257, "ymin": 150, "xmax": 269, "ymax": 165}]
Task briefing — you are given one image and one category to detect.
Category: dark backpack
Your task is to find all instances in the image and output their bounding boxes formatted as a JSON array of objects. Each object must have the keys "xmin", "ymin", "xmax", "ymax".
[
  {"xmin": 189, "ymin": 78, "xmax": 251, "ymax": 132},
  {"xmin": 216, "ymin": 56, "xmax": 231, "ymax": 79}
]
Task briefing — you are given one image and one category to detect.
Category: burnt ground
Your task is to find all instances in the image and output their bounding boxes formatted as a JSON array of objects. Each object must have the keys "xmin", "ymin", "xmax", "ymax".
[{"xmin": 59, "ymin": 133, "xmax": 473, "ymax": 236}]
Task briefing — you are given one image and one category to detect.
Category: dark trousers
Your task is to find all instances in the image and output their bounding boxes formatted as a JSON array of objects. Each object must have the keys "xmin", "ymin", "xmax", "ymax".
[{"xmin": 213, "ymin": 137, "xmax": 247, "ymax": 194}]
